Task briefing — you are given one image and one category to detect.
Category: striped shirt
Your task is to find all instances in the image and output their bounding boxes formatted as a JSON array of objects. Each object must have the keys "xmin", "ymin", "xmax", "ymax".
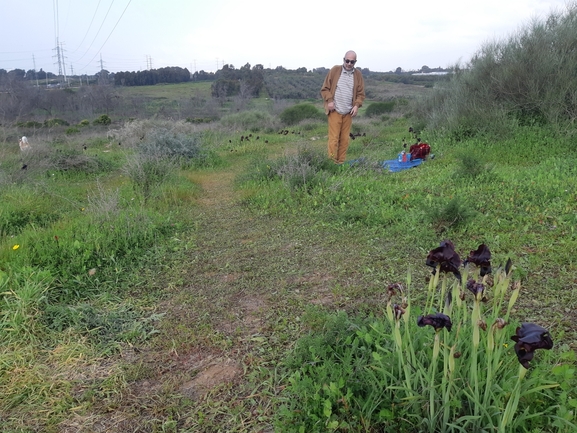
[{"xmin": 334, "ymin": 67, "xmax": 354, "ymax": 115}]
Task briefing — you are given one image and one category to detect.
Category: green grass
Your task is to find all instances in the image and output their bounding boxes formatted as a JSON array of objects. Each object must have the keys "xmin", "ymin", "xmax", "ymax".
[{"xmin": 0, "ymin": 93, "xmax": 576, "ymax": 432}]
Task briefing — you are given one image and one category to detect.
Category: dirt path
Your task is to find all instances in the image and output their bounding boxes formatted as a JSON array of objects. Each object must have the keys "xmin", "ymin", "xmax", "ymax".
[{"xmin": 89, "ymin": 162, "xmax": 382, "ymax": 432}]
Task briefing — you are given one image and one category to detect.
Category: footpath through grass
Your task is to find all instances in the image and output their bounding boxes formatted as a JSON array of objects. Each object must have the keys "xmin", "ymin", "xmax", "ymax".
[{"xmin": 148, "ymin": 155, "xmax": 391, "ymax": 432}]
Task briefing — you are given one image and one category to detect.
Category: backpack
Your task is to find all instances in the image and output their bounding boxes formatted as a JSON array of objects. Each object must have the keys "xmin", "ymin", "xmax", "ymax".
[{"xmin": 409, "ymin": 142, "xmax": 431, "ymax": 160}]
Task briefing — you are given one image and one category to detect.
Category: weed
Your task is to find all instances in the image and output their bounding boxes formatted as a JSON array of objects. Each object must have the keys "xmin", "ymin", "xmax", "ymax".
[{"xmin": 425, "ymin": 197, "xmax": 476, "ymax": 234}]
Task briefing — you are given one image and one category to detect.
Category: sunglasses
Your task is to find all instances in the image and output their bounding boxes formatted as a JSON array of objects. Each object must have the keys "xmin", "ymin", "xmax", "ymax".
[{"xmin": 344, "ymin": 59, "xmax": 357, "ymax": 64}]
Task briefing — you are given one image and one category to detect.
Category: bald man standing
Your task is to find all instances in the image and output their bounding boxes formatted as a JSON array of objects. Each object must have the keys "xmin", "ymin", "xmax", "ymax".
[{"xmin": 320, "ymin": 50, "xmax": 365, "ymax": 164}]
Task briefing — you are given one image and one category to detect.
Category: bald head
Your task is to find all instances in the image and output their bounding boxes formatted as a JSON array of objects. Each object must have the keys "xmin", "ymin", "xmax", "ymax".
[{"xmin": 342, "ymin": 51, "xmax": 357, "ymax": 71}]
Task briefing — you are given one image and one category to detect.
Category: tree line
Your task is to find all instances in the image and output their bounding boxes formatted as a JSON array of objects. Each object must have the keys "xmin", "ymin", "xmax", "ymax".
[{"xmin": 113, "ymin": 66, "xmax": 191, "ymax": 86}]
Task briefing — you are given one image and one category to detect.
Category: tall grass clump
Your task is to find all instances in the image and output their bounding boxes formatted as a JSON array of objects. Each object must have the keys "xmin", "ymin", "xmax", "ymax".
[
  {"xmin": 0, "ymin": 267, "xmax": 51, "ymax": 345},
  {"xmin": 424, "ymin": 197, "xmax": 476, "ymax": 234},
  {"xmin": 243, "ymin": 145, "xmax": 335, "ymax": 193},
  {"xmin": 124, "ymin": 128, "xmax": 216, "ymax": 201},
  {"xmin": 123, "ymin": 151, "xmax": 178, "ymax": 203},
  {"xmin": 277, "ymin": 241, "xmax": 577, "ymax": 432},
  {"xmin": 219, "ymin": 109, "xmax": 279, "ymax": 132},
  {"xmin": 413, "ymin": 3, "xmax": 577, "ymax": 137}
]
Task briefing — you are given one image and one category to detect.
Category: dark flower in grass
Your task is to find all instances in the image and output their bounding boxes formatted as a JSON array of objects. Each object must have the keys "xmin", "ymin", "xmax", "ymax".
[
  {"xmin": 387, "ymin": 283, "xmax": 404, "ymax": 298},
  {"xmin": 466, "ymin": 279, "xmax": 485, "ymax": 299},
  {"xmin": 417, "ymin": 313, "xmax": 452, "ymax": 332},
  {"xmin": 511, "ymin": 323, "xmax": 554, "ymax": 368},
  {"xmin": 393, "ymin": 304, "xmax": 406, "ymax": 320},
  {"xmin": 464, "ymin": 243, "xmax": 492, "ymax": 276},
  {"xmin": 426, "ymin": 240, "xmax": 462, "ymax": 282}
]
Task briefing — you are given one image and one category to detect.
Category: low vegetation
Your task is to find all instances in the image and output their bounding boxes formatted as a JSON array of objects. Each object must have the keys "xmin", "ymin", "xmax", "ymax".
[{"xmin": 1, "ymin": 4, "xmax": 577, "ymax": 432}]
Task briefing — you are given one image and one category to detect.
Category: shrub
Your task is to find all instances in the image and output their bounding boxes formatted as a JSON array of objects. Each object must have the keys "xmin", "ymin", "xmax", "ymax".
[
  {"xmin": 219, "ymin": 110, "xmax": 278, "ymax": 131},
  {"xmin": 136, "ymin": 128, "xmax": 217, "ymax": 168},
  {"xmin": 413, "ymin": 4, "xmax": 577, "ymax": 134},
  {"xmin": 365, "ymin": 101, "xmax": 396, "ymax": 117},
  {"xmin": 14, "ymin": 121, "xmax": 43, "ymax": 128},
  {"xmin": 79, "ymin": 119, "xmax": 90, "ymax": 127},
  {"xmin": 280, "ymin": 103, "xmax": 324, "ymax": 126},
  {"xmin": 49, "ymin": 149, "xmax": 114, "ymax": 175},
  {"xmin": 65, "ymin": 127, "xmax": 80, "ymax": 135},
  {"xmin": 44, "ymin": 118, "xmax": 70, "ymax": 127},
  {"xmin": 93, "ymin": 114, "xmax": 111, "ymax": 125},
  {"xmin": 185, "ymin": 117, "xmax": 213, "ymax": 124}
]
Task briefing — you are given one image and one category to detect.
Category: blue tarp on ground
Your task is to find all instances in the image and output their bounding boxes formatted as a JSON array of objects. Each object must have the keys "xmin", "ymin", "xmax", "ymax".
[
  {"xmin": 381, "ymin": 158, "xmax": 423, "ymax": 172},
  {"xmin": 347, "ymin": 157, "xmax": 425, "ymax": 172}
]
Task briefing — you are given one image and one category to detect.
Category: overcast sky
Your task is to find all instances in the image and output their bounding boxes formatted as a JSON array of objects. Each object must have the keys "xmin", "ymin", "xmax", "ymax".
[{"xmin": 0, "ymin": 0, "xmax": 572, "ymax": 76}]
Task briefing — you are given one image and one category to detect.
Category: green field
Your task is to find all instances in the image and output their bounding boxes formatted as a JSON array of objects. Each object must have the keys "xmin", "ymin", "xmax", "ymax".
[{"xmin": 2, "ymin": 11, "xmax": 577, "ymax": 427}]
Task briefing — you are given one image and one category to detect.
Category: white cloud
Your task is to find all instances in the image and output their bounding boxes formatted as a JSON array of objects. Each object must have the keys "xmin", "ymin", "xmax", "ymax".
[{"xmin": 0, "ymin": 0, "xmax": 571, "ymax": 74}]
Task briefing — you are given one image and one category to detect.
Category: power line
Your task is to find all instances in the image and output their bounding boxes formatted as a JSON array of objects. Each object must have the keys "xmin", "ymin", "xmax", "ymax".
[
  {"xmin": 79, "ymin": 0, "xmax": 132, "ymax": 72},
  {"xmin": 75, "ymin": 0, "xmax": 117, "ymax": 64},
  {"xmin": 69, "ymin": 0, "xmax": 103, "ymax": 54}
]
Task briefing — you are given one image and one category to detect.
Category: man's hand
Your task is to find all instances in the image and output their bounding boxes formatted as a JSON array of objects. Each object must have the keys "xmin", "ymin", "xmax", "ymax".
[
  {"xmin": 350, "ymin": 106, "xmax": 359, "ymax": 117},
  {"xmin": 327, "ymin": 101, "xmax": 335, "ymax": 112}
]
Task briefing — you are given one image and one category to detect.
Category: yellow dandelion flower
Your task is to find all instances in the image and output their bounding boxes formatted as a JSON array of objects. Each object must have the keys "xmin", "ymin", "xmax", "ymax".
[{"xmin": 12, "ymin": 244, "xmax": 20, "ymax": 250}]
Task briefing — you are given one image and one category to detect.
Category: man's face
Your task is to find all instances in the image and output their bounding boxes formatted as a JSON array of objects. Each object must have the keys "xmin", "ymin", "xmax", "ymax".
[{"xmin": 343, "ymin": 55, "xmax": 357, "ymax": 71}]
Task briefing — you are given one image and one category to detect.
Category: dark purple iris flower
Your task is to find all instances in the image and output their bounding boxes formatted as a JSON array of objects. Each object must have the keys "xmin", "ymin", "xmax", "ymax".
[
  {"xmin": 510, "ymin": 323, "xmax": 554, "ymax": 368},
  {"xmin": 464, "ymin": 244, "xmax": 492, "ymax": 276},
  {"xmin": 466, "ymin": 279, "xmax": 485, "ymax": 298},
  {"xmin": 417, "ymin": 313, "xmax": 452, "ymax": 332},
  {"xmin": 393, "ymin": 304, "xmax": 406, "ymax": 320},
  {"xmin": 426, "ymin": 240, "xmax": 462, "ymax": 282}
]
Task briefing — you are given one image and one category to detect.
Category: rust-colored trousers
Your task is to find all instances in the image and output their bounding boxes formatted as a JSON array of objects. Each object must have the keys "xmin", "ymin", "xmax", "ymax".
[{"xmin": 327, "ymin": 111, "xmax": 352, "ymax": 164}]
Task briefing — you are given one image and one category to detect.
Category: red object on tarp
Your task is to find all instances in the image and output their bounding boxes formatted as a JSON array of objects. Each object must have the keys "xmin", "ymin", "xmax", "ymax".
[{"xmin": 409, "ymin": 142, "xmax": 431, "ymax": 161}]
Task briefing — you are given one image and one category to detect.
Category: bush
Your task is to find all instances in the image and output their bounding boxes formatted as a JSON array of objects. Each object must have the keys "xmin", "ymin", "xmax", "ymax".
[
  {"xmin": 44, "ymin": 118, "xmax": 69, "ymax": 127},
  {"xmin": 49, "ymin": 149, "xmax": 114, "ymax": 175},
  {"xmin": 412, "ymin": 4, "xmax": 577, "ymax": 134},
  {"xmin": 15, "ymin": 121, "xmax": 43, "ymax": 128},
  {"xmin": 280, "ymin": 103, "xmax": 324, "ymax": 126},
  {"xmin": 65, "ymin": 127, "xmax": 80, "ymax": 135},
  {"xmin": 365, "ymin": 101, "xmax": 396, "ymax": 117},
  {"xmin": 136, "ymin": 128, "xmax": 213, "ymax": 164},
  {"xmin": 219, "ymin": 110, "xmax": 278, "ymax": 131},
  {"xmin": 79, "ymin": 119, "xmax": 90, "ymax": 127},
  {"xmin": 93, "ymin": 114, "xmax": 112, "ymax": 125}
]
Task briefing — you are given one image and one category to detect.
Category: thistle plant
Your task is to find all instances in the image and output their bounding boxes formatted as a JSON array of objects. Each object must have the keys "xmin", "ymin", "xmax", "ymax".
[{"xmin": 279, "ymin": 241, "xmax": 576, "ymax": 432}]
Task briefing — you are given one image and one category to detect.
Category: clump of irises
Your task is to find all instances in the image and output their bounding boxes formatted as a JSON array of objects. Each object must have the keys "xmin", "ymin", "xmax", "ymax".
[
  {"xmin": 374, "ymin": 240, "xmax": 567, "ymax": 432},
  {"xmin": 280, "ymin": 241, "xmax": 575, "ymax": 433}
]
